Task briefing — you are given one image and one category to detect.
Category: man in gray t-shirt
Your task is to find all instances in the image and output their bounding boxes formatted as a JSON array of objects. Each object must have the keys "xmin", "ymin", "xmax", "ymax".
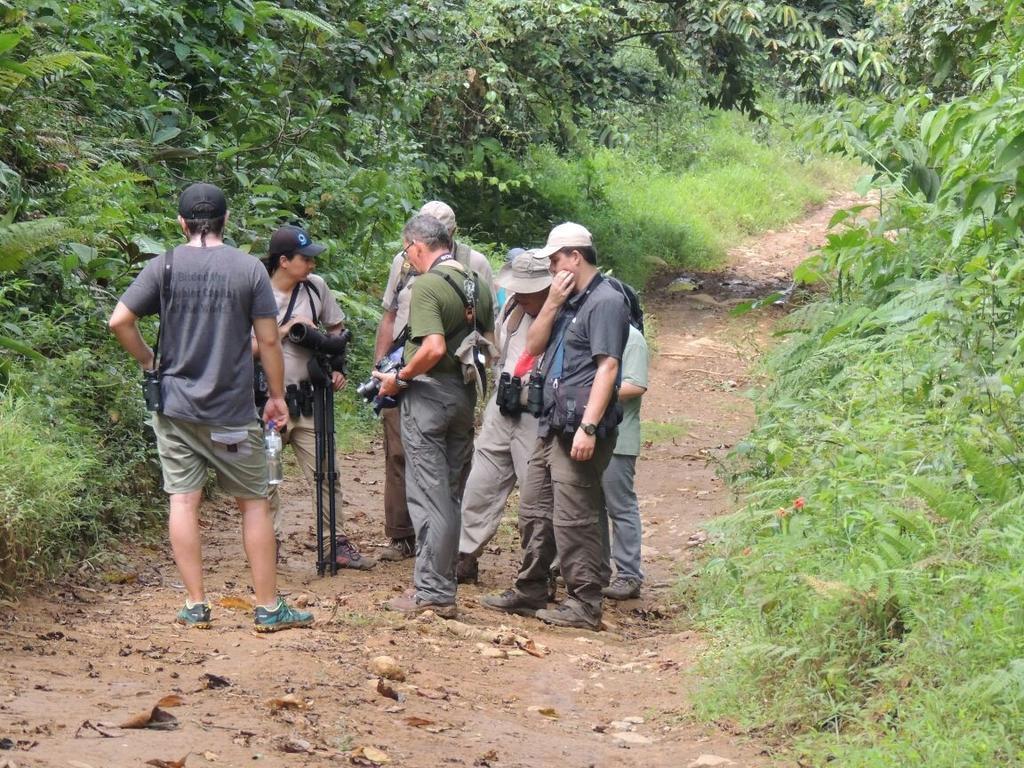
[{"xmin": 109, "ymin": 182, "xmax": 311, "ymax": 633}]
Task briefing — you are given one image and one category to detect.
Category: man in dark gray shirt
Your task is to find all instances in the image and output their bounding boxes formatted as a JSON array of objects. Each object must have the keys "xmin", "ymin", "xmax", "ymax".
[
  {"xmin": 109, "ymin": 182, "xmax": 312, "ymax": 633},
  {"xmin": 483, "ymin": 222, "xmax": 629, "ymax": 630}
]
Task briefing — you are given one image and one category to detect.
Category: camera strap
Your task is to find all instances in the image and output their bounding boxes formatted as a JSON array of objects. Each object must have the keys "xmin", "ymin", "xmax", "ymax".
[
  {"xmin": 281, "ymin": 281, "xmax": 320, "ymax": 327},
  {"xmin": 544, "ymin": 273, "xmax": 604, "ymax": 382},
  {"xmin": 152, "ymin": 247, "xmax": 175, "ymax": 369}
]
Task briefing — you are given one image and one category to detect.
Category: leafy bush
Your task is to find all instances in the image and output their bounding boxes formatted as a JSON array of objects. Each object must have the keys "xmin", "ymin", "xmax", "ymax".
[{"xmin": 693, "ymin": 4, "xmax": 1024, "ymax": 763}]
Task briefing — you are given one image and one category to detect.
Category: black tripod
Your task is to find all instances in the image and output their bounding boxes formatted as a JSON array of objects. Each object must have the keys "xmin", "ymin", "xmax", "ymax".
[{"xmin": 307, "ymin": 355, "xmax": 340, "ymax": 576}]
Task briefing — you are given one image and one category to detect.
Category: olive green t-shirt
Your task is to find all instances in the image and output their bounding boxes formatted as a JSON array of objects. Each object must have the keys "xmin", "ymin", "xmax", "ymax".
[{"xmin": 405, "ymin": 262, "xmax": 495, "ymax": 376}]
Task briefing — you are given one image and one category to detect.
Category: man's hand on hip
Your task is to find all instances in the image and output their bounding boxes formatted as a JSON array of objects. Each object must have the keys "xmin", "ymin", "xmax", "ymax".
[
  {"xmin": 263, "ymin": 396, "xmax": 289, "ymax": 429},
  {"xmin": 570, "ymin": 428, "xmax": 596, "ymax": 461}
]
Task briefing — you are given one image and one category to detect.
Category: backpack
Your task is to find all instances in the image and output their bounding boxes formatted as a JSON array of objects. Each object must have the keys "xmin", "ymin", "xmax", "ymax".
[{"xmin": 606, "ymin": 277, "xmax": 644, "ymax": 333}]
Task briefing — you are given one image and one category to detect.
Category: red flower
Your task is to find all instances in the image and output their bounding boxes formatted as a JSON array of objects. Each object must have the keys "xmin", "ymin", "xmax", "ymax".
[{"xmin": 793, "ymin": 497, "xmax": 805, "ymax": 510}]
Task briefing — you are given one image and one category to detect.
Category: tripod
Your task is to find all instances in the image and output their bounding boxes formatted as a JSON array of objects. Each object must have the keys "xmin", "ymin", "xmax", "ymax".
[{"xmin": 307, "ymin": 355, "xmax": 339, "ymax": 576}]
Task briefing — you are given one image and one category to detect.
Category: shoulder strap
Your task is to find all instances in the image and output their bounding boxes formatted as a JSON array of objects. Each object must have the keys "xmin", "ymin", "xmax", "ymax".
[
  {"xmin": 153, "ymin": 247, "xmax": 175, "ymax": 367},
  {"xmin": 281, "ymin": 281, "xmax": 320, "ymax": 327},
  {"xmin": 498, "ymin": 303, "xmax": 526, "ymax": 367},
  {"xmin": 543, "ymin": 274, "xmax": 605, "ymax": 381}
]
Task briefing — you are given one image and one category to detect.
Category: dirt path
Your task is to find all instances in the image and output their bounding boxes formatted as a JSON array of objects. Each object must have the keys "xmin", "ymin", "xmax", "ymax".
[{"xmin": 0, "ymin": 194, "xmax": 859, "ymax": 768}]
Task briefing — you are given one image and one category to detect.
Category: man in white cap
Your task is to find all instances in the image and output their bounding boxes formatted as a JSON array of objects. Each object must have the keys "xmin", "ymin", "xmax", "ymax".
[
  {"xmin": 372, "ymin": 201, "xmax": 494, "ymax": 562},
  {"xmin": 456, "ymin": 249, "xmax": 551, "ymax": 584},
  {"xmin": 482, "ymin": 223, "xmax": 629, "ymax": 630}
]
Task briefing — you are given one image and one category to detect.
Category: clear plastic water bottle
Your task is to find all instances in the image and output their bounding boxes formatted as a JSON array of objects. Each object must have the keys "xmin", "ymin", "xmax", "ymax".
[{"xmin": 265, "ymin": 420, "xmax": 283, "ymax": 485}]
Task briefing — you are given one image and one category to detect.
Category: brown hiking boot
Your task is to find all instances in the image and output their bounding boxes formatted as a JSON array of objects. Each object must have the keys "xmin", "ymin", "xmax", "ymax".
[
  {"xmin": 335, "ymin": 536, "xmax": 376, "ymax": 570},
  {"xmin": 536, "ymin": 600, "xmax": 602, "ymax": 631},
  {"xmin": 378, "ymin": 536, "xmax": 415, "ymax": 561},
  {"xmin": 456, "ymin": 553, "xmax": 479, "ymax": 584},
  {"xmin": 383, "ymin": 593, "xmax": 457, "ymax": 619}
]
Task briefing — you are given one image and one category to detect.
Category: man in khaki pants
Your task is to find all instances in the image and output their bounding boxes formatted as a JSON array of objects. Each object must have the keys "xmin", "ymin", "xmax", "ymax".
[
  {"xmin": 372, "ymin": 201, "xmax": 494, "ymax": 561},
  {"xmin": 456, "ymin": 250, "xmax": 551, "ymax": 584}
]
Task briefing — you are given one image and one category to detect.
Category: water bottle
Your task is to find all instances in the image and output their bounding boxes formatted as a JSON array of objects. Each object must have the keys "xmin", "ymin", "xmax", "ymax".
[{"xmin": 265, "ymin": 420, "xmax": 283, "ymax": 485}]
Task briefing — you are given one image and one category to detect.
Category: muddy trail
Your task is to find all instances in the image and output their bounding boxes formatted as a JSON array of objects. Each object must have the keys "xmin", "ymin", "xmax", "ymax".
[{"xmin": 0, "ymin": 194, "xmax": 859, "ymax": 768}]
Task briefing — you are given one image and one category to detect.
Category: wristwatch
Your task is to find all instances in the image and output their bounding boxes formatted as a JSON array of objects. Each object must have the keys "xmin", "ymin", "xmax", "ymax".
[
  {"xmin": 580, "ymin": 422, "xmax": 597, "ymax": 436},
  {"xmin": 394, "ymin": 372, "xmax": 410, "ymax": 390}
]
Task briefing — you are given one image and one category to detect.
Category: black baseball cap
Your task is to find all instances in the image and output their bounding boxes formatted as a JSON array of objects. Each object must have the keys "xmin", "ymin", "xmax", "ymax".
[
  {"xmin": 268, "ymin": 225, "xmax": 326, "ymax": 258},
  {"xmin": 178, "ymin": 182, "xmax": 227, "ymax": 219}
]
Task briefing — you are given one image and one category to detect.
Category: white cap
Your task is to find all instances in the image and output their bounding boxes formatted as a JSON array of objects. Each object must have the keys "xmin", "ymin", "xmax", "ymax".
[
  {"xmin": 419, "ymin": 200, "xmax": 457, "ymax": 233},
  {"xmin": 534, "ymin": 222, "xmax": 593, "ymax": 261}
]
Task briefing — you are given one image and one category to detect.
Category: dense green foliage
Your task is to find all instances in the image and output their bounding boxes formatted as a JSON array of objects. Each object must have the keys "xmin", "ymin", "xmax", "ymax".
[{"xmin": 694, "ymin": 2, "xmax": 1024, "ymax": 764}]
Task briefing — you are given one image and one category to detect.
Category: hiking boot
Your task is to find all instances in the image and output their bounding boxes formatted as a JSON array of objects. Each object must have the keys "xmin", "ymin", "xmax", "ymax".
[
  {"xmin": 253, "ymin": 598, "xmax": 314, "ymax": 633},
  {"xmin": 175, "ymin": 602, "xmax": 211, "ymax": 629},
  {"xmin": 535, "ymin": 600, "xmax": 602, "ymax": 631},
  {"xmin": 383, "ymin": 593, "xmax": 457, "ymax": 619},
  {"xmin": 335, "ymin": 536, "xmax": 376, "ymax": 570},
  {"xmin": 547, "ymin": 570, "xmax": 559, "ymax": 603},
  {"xmin": 456, "ymin": 553, "xmax": 479, "ymax": 584},
  {"xmin": 602, "ymin": 577, "xmax": 642, "ymax": 601},
  {"xmin": 480, "ymin": 589, "xmax": 546, "ymax": 618},
  {"xmin": 378, "ymin": 536, "xmax": 415, "ymax": 562}
]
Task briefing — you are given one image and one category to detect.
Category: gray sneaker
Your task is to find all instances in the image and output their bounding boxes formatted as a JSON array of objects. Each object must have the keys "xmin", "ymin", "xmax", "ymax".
[
  {"xmin": 480, "ymin": 589, "xmax": 546, "ymax": 618},
  {"xmin": 535, "ymin": 599, "xmax": 602, "ymax": 631},
  {"xmin": 378, "ymin": 536, "xmax": 415, "ymax": 562},
  {"xmin": 602, "ymin": 577, "xmax": 642, "ymax": 601}
]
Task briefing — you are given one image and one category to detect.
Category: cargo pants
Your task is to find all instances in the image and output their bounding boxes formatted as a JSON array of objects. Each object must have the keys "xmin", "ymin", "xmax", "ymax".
[
  {"xmin": 514, "ymin": 431, "xmax": 616, "ymax": 618},
  {"xmin": 400, "ymin": 375, "xmax": 476, "ymax": 605}
]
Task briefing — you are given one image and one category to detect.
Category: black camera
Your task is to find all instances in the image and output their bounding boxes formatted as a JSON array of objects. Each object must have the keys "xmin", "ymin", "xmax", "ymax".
[
  {"xmin": 356, "ymin": 350, "xmax": 403, "ymax": 414},
  {"xmin": 289, "ymin": 325, "xmax": 352, "ymax": 377},
  {"xmin": 497, "ymin": 372, "xmax": 524, "ymax": 417},
  {"xmin": 142, "ymin": 369, "xmax": 162, "ymax": 412},
  {"xmin": 527, "ymin": 374, "xmax": 545, "ymax": 417}
]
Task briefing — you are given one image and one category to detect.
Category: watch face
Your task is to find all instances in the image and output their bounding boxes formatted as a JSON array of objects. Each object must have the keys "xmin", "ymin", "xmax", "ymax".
[{"xmin": 582, "ymin": 424, "xmax": 596, "ymax": 436}]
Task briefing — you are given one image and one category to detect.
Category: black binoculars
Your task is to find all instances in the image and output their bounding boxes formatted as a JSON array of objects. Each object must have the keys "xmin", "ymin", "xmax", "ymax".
[
  {"xmin": 526, "ymin": 374, "xmax": 544, "ymax": 417},
  {"xmin": 142, "ymin": 369, "xmax": 162, "ymax": 412},
  {"xmin": 285, "ymin": 381, "xmax": 316, "ymax": 419},
  {"xmin": 497, "ymin": 372, "xmax": 524, "ymax": 416}
]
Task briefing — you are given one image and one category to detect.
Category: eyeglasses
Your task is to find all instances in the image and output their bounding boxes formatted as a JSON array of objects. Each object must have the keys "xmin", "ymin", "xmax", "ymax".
[{"xmin": 401, "ymin": 241, "xmax": 416, "ymax": 260}]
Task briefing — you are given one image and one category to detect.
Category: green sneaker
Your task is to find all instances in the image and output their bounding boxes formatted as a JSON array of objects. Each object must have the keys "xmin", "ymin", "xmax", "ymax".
[
  {"xmin": 175, "ymin": 602, "xmax": 212, "ymax": 629},
  {"xmin": 253, "ymin": 598, "xmax": 314, "ymax": 633}
]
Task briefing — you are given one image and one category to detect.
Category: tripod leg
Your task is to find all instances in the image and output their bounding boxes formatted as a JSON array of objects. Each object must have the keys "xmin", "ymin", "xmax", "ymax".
[
  {"xmin": 312, "ymin": 386, "xmax": 326, "ymax": 576},
  {"xmin": 326, "ymin": 386, "xmax": 338, "ymax": 576}
]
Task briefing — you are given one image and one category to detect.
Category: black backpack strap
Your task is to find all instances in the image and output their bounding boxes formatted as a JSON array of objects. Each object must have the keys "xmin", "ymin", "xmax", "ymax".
[
  {"xmin": 153, "ymin": 247, "xmax": 174, "ymax": 368},
  {"xmin": 281, "ymin": 281, "xmax": 320, "ymax": 327}
]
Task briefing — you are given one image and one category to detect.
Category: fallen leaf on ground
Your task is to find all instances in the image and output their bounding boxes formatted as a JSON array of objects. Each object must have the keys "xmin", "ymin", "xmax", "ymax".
[
  {"xmin": 350, "ymin": 745, "xmax": 390, "ymax": 765},
  {"xmin": 376, "ymin": 678, "xmax": 405, "ymax": 702},
  {"xmin": 527, "ymin": 706, "xmax": 559, "ymax": 719},
  {"xmin": 515, "ymin": 638, "xmax": 548, "ymax": 657},
  {"xmin": 267, "ymin": 693, "xmax": 306, "ymax": 712},
  {"xmin": 403, "ymin": 716, "xmax": 435, "ymax": 728},
  {"xmin": 201, "ymin": 673, "xmax": 230, "ymax": 689},
  {"xmin": 117, "ymin": 698, "xmax": 180, "ymax": 730},
  {"xmin": 369, "ymin": 656, "xmax": 405, "ymax": 681},
  {"xmin": 145, "ymin": 755, "xmax": 188, "ymax": 768},
  {"xmin": 414, "ymin": 687, "xmax": 449, "ymax": 701},
  {"xmin": 216, "ymin": 596, "xmax": 253, "ymax": 611}
]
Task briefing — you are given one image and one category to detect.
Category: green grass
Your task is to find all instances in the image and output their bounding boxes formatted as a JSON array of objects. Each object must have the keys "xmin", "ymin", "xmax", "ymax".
[
  {"xmin": 642, "ymin": 420, "xmax": 688, "ymax": 445},
  {"xmin": 524, "ymin": 110, "xmax": 858, "ymax": 287}
]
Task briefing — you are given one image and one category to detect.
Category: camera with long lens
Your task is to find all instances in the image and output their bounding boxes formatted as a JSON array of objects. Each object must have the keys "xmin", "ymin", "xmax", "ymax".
[
  {"xmin": 356, "ymin": 348, "xmax": 403, "ymax": 414},
  {"xmin": 142, "ymin": 369, "xmax": 162, "ymax": 412},
  {"xmin": 288, "ymin": 324, "xmax": 352, "ymax": 375},
  {"xmin": 526, "ymin": 374, "xmax": 544, "ymax": 417},
  {"xmin": 497, "ymin": 372, "xmax": 524, "ymax": 417}
]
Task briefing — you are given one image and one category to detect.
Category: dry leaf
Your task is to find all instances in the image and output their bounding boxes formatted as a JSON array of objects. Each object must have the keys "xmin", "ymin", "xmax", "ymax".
[
  {"xmin": 516, "ymin": 638, "xmax": 547, "ymax": 658},
  {"xmin": 531, "ymin": 706, "xmax": 559, "ymax": 719},
  {"xmin": 216, "ymin": 595, "xmax": 253, "ymax": 612},
  {"xmin": 145, "ymin": 756, "xmax": 189, "ymax": 768},
  {"xmin": 403, "ymin": 716, "xmax": 435, "ymax": 728},
  {"xmin": 376, "ymin": 678, "xmax": 404, "ymax": 703},
  {"xmin": 414, "ymin": 687, "xmax": 449, "ymax": 701},
  {"xmin": 118, "ymin": 698, "xmax": 179, "ymax": 730},
  {"xmin": 201, "ymin": 673, "xmax": 230, "ymax": 689},
  {"xmin": 157, "ymin": 694, "xmax": 184, "ymax": 708},
  {"xmin": 350, "ymin": 745, "xmax": 390, "ymax": 765},
  {"xmin": 267, "ymin": 693, "xmax": 306, "ymax": 712}
]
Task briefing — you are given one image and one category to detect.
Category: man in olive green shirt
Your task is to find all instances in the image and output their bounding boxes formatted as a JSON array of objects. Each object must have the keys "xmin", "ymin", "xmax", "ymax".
[{"xmin": 373, "ymin": 214, "xmax": 494, "ymax": 616}]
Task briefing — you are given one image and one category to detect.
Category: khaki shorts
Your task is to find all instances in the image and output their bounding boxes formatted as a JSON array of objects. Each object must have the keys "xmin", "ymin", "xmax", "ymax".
[{"xmin": 151, "ymin": 414, "xmax": 269, "ymax": 499}]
